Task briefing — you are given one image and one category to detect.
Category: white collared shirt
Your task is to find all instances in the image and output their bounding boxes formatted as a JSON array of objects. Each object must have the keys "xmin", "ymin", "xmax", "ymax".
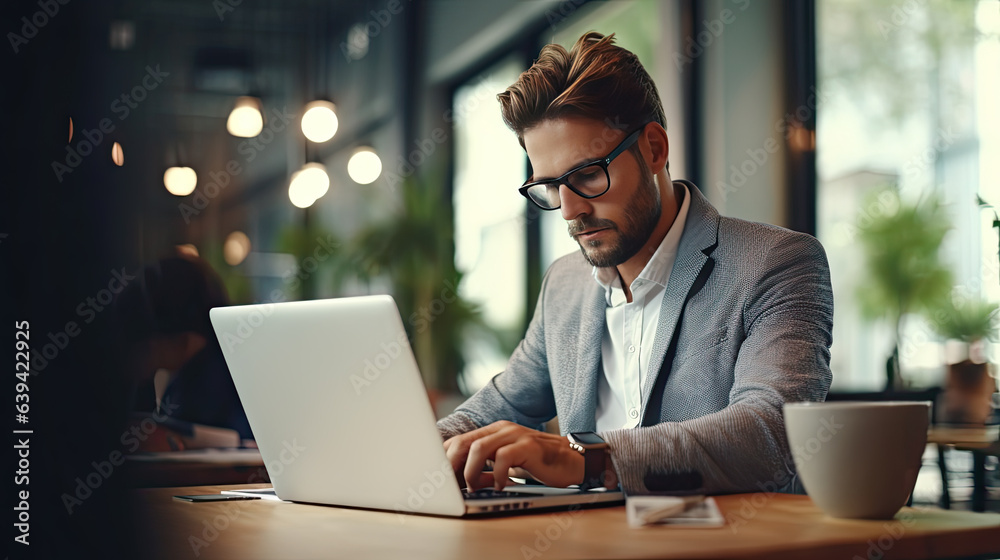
[{"xmin": 594, "ymin": 181, "xmax": 691, "ymax": 432}]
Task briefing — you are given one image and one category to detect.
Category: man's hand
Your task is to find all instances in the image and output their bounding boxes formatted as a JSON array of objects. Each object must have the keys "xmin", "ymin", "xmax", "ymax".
[{"xmin": 443, "ymin": 421, "xmax": 585, "ymax": 491}]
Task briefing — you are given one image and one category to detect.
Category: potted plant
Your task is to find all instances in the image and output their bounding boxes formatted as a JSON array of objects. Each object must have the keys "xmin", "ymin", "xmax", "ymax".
[
  {"xmin": 927, "ymin": 297, "xmax": 998, "ymax": 424},
  {"xmin": 855, "ymin": 188, "xmax": 954, "ymax": 390},
  {"xmin": 347, "ymin": 169, "xmax": 492, "ymax": 399},
  {"xmin": 275, "ymin": 220, "xmax": 342, "ymax": 301}
]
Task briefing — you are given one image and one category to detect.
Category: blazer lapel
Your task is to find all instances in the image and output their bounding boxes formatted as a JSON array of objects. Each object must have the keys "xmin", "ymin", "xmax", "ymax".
[
  {"xmin": 640, "ymin": 182, "xmax": 720, "ymax": 409},
  {"xmin": 564, "ymin": 282, "xmax": 606, "ymax": 432}
]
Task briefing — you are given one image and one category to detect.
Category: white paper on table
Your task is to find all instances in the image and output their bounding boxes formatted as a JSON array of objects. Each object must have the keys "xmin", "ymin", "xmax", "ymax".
[
  {"xmin": 221, "ymin": 488, "xmax": 286, "ymax": 502},
  {"xmin": 626, "ymin": 496, "xmax": 725, "ymax": 528}
]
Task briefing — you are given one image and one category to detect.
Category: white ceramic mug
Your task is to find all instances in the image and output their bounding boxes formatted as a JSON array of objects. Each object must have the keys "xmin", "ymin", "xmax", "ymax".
[{"xmin": 783, "ymin": 401, "xmax": 930, "ymax": 519}]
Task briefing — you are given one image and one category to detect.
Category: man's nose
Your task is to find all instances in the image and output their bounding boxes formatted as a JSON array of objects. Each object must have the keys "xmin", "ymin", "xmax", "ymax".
[{"xmin": 559, "ymin": 183, "xmax": 592, "ymax": 221}]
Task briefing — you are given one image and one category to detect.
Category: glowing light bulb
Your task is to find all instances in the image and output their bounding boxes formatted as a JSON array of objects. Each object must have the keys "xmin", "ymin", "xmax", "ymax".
[
  {"xmin": 301, "ymin": 100, "xmax": 338, "ymax": 143},
  {"xmin": 347, "ymin": 148, "xmax": 382, "ymax": 185},
  {"xmin": 111, "ymin": 142, "xmax": 125, "ymax": 166},
  {"xmin": 224, "ymin": 231, "xmax": 251, "ymax": 266},
  {"xmin": 163, "ymin": 166, "xmax": 198, "ymax": 196},
  {"xmin": 288, "ymin": 163, "xmax": 330, "ymax": 208},
  {"xmin": 227, "ymin": 96, "xmax": 264, "ymax": 138}
]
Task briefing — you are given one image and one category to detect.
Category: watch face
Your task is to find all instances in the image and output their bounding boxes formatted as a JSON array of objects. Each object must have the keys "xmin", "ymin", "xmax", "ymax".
[{"xmin": 570, "ymin": 432, "xmax": 605, "ymax": 446}]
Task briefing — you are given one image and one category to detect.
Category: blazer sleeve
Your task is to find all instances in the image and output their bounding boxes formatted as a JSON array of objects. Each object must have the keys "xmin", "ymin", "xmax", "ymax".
[
  {"xmin": 600, "ymin": 233, "xmax": 834, "ymax": 494},
  {"xmin": 436, "ymin": 268, "xmax": 559, "ymax": 440}
]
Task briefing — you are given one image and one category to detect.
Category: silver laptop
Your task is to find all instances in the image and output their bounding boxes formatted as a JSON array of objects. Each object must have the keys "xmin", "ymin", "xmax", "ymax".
[{"xmin": 209, "ymin": 295, "xmax": 623, "ymax": 517}]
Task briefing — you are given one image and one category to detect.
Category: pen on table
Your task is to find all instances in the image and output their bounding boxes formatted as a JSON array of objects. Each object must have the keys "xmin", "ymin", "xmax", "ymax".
[{"xmin": 639, "ymin": 495, "xmax": 706, "ymax": 524}]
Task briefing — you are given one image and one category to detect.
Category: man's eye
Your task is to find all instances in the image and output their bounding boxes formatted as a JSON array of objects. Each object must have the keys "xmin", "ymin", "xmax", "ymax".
[{"xmin": 573, "ymin": 170, "xmax": 601, "ymax": 184}]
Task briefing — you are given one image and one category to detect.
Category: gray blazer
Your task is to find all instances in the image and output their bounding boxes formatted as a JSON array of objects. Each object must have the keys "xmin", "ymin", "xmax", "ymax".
[{"xmin": 437, "ymin": 181, "xmax": 833, "ymax": 495}]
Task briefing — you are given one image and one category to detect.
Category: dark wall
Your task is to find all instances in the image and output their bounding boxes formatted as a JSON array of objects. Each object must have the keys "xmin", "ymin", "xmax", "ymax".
[{"xmin": 3, "ymin": 1, "xmax": 141, "ymax": 558}]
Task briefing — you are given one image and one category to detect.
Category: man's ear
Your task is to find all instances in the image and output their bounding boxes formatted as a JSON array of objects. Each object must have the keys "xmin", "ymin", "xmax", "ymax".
[{"xmin": 642, "ymin": 123, "xmax": 669, "ymax": 173}]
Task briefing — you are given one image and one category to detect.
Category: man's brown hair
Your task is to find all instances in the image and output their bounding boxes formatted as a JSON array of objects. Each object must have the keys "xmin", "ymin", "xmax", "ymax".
[{"xmin": 498, "ymin": 31, "xmax": 665, "ymax": 147}]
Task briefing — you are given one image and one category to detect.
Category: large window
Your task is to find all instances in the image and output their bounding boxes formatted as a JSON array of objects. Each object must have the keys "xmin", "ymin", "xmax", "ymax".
[
  {"xmin": 452, "ymin": 57, "xmax": 526, "ymax": 393},
  {"xmin": 817, "ymin": 0, "xmax": 999, "ymax": 389}
]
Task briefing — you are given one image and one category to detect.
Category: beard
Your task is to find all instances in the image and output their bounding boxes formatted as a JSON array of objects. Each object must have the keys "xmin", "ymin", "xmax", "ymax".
[{"xmin": 568, "ymin": 169, "xmax": 661, "ymax": 268}]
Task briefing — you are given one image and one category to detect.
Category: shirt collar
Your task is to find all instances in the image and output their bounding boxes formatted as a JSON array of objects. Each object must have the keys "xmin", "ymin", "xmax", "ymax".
[{"xmin": 592, "ymin": 181, "xmax": 692, "ymax": 304}]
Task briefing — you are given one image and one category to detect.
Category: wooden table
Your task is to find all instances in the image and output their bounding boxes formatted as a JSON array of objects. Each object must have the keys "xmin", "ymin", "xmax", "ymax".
[
  {"xmin": 927, "ymin": 426, "xmax": 999, "ymax": 450},
  {"xmin": 134, "ymin": 484, "xmax": 1000, "ymax": 560},
  {"xmin": 928, "ymin": 426, "xmax": 999, "ymax": 511},
  {"xmin": 125, "ymin": 449, "xmax": 268, "ymax": 488}
]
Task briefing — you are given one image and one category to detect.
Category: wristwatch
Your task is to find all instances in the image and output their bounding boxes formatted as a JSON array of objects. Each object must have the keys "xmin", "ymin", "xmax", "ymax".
[{"xmin": 567, "ymin": 432, "xmax": 611, "ymax": 490}]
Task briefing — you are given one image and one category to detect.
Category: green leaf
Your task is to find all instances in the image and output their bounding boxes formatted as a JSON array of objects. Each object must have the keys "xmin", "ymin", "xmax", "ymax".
[
  {"xmin": 855, "ymin": 188, "xmax": 953, "ymax": 334},
  {"xmin": 346, "ymin": 165, "xmax": 496, "ymax": 392},
  {"xmin": 925, "ymin": 297, "xmax": 999, "ymax": 343}
]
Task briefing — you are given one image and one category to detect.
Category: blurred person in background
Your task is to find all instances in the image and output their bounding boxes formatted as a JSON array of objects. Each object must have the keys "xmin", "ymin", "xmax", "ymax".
[{"xmin": 117, "ymin": 251, "xmax": 252, "ymax": 448}]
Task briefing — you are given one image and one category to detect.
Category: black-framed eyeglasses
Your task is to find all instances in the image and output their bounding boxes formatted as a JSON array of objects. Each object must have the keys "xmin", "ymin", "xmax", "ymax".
[{"xmin": 518, "ymin": 125, "xmax": 647, "ymax": 211}]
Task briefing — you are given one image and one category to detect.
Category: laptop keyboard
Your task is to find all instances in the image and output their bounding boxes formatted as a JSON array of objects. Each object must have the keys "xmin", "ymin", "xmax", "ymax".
[{"xmin": 463, "ymin": 488, "xmax": 538, "ymax": 500}]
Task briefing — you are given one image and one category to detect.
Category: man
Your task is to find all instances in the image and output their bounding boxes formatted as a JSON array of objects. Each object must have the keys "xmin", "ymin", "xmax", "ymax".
[{"xmin": 437, "ymin": 32, "xmax": 833, "ymax": 496}]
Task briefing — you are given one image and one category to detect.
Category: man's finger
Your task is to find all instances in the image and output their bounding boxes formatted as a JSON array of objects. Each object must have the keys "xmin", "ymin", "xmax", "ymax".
[
  {"xmin": 491, "ymin": 443, "xmax": 528, "ymax": 491},
  {"xmin": 462, "ymin": 428, "xmax": 518, "ymax": 491},
  {"xmin": 444, "ymin": 424, "xmax": 499, "ymax": 475},
  {"xmin": 444, "ymin": 437, "xmax": 471, "ymax": 488},
  {"xmin": 463, "ymin": 441, "xmax": 494, "ymax": 491},
  {"xmin": 468, "ymin": 471, "xmax": 496, "ymax": 492}
]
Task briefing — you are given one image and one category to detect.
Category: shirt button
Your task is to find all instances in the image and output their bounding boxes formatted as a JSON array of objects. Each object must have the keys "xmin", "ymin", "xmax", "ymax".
[
  {"xmin": 629, "ymin": 408, "xmax": 639, "ymax": 419},
  {"xmin": 628, "ymin": 345, "xmax": 636, "ymax": 353}
]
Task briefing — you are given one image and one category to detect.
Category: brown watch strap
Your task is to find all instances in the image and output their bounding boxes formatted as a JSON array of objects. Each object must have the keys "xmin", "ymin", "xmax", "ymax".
[{"xmin": 581, "ymin": 447, "xmax": 606, "ymax": 490}]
